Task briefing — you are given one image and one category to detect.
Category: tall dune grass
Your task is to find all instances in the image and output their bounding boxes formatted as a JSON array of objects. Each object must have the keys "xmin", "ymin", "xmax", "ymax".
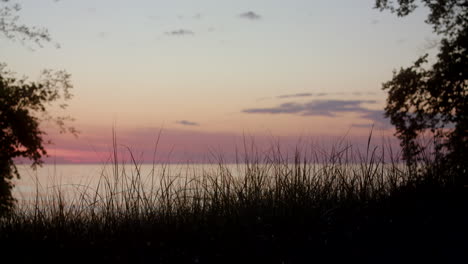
[{"xmin": 0, "ymin": 133, "xmax": 465, "ymax": 263}]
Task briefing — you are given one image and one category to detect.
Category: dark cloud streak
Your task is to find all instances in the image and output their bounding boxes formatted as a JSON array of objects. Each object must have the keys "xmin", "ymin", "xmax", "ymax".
[
  {"xmin": 239, "ymin": 11, "xmax": 261, "ymax": 20},
  {"xmin": 165, "ymin": 29, "xmax": 194, "ymax": 36},
  {"xmin": 244, "ymin": 100, "xmax": 377, "ymax": 116},
  {"xmin": 276, "ymin": 91, "xmax": 378, "ymax": 99},
  {"xmin": 176, "ymin": 120, "xmax": 200, "ymax": 126},
  {"xmin": 277, "ymin": 93, "xmax": 313, "ymax": 99},
  {"xmin": 277, "ymin": 93, "xmax": 329, "ymax": 99},
  {"xmin": 243, "ymin": 100, "xmax": 391, "ymax": 128}
]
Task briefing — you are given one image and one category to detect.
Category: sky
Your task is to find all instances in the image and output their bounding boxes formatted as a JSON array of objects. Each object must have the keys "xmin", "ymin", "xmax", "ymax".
[{"xmin": 1, "ymin": 0, "xmax": 437, "ymax": 163}]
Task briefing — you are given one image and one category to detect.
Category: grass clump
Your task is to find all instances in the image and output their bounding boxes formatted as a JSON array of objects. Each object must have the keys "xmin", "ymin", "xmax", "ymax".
[{"xmin": 1, "ymin": 136, "xmax": 467, "ymax": 263}]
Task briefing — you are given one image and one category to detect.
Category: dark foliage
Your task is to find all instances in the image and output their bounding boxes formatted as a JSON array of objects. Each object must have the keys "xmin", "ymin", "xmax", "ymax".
[
  {"xmin": 0, "ymin": 65, "xmax": 76, "ymax": 214},
  {"xmin": 0, "ymin": 0, "xmax": 75, "ymax": 214},
  {"xmin": 0, "ymin": 0, "xmax": 52, "ymax": 47},
  {"xmin": 375, "ymin": 0, "xmax": 467, "ymax": 181},
  {"xmin": 375, "ymin": 0, "xmax": 468, "ymax": 36}
]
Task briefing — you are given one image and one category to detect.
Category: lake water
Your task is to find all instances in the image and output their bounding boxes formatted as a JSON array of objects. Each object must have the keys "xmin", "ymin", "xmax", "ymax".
[
  {"xmin": 13, "ymin": 162, "xmax": 406, "ymax": 209},
  {"xmin": 13, "ymin": 163, "xmax": 249, "ymax": 204}
]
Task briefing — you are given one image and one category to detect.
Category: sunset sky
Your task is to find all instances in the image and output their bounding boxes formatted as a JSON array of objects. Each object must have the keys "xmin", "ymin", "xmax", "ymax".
[{"xmin": 2, "ymin": 0, "xmax": 437, "ymax": 163}]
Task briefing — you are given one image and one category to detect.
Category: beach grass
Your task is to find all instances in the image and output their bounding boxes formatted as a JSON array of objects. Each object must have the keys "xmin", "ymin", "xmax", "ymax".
[{"xmin": 1, "ymin": 134, "xmax": 466, "ymax": 263}]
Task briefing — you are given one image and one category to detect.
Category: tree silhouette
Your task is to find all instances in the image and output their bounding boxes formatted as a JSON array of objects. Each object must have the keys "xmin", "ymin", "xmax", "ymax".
[
  {"xmin": 0, "ymin": 0, "xmax": 52, "ymax": 46},
  {"xmin": 0, "ymin": 0, "xmax": 76, "ymax": 214},
  {"xmin": 375, "ymin": 0, "xmax": 467, "ymax": 182}
]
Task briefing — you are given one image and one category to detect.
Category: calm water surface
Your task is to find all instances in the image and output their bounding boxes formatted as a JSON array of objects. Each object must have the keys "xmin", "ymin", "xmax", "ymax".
[
  {"xmin": 13, "ymin": 162, "xmax": 404, "ymax": 206},
  {"xmin": 13, "ymin": 163, "xmax": 244, "ymax": 203}
]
